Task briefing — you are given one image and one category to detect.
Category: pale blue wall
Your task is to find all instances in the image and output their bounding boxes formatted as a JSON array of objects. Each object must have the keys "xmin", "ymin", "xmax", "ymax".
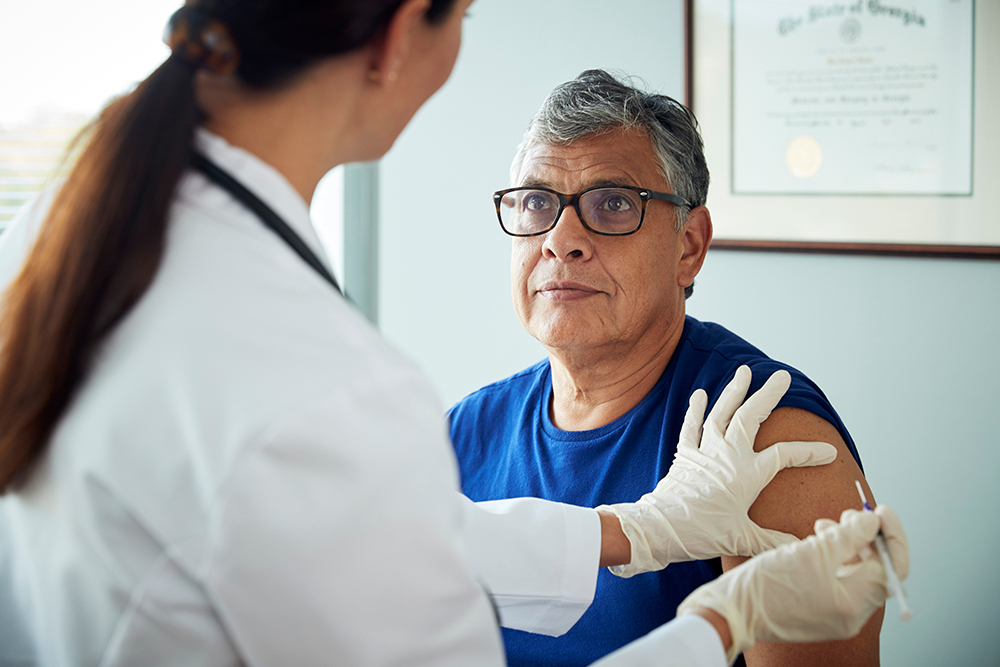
[
  {"xmin": 377, "ymin": 1, "xmax": 1000, "ymax": 663},
  {"xmin": 688, "ymin": 251, "xmax": 1000, "ymax": 665}
]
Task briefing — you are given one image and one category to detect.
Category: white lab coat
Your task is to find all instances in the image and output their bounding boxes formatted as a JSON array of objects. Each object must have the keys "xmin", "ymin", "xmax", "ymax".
[{"xmin": 0, "ymin": 130, "xmax": 725, "ymax": 667}]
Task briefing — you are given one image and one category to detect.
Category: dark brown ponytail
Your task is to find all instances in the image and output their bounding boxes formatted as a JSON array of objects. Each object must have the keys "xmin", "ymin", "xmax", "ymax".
[{"xmin": 0, "ymin": 54, "xmax": 202, "ymax": 490}]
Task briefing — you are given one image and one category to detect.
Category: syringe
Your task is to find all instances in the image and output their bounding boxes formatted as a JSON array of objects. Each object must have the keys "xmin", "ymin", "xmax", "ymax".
[{"xmin": 854, "ymin": 480, "xmax": 912, "ymax": 621}]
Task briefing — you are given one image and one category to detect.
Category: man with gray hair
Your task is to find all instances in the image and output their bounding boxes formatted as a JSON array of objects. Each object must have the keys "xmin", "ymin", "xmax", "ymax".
[{"xmin": 449, "ymin": 70, "xmax": 880, "ymax": 667}]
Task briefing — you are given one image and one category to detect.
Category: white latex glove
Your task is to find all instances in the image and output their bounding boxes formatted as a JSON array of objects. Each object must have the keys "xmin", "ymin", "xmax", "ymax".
[
  {"xmin": 870, "ymin": 505, "xmax": 909, "ymax": 580},
  {"xmin": 597, "ymin": 366, "xmax": 838, "ymax": 577},
  {"xmin": 677, "ymin": 506, "xmax": 909, "ymax": 665}
]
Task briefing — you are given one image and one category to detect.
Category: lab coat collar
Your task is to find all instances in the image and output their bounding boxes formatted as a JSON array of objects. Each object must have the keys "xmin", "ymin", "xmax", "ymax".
[{"xmin": 190, "ymin": 128, "xmax": 333, "ymax": 273}]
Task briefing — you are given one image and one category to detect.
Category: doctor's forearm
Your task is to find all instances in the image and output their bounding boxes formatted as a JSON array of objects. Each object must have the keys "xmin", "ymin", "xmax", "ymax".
[{"xmin": 597, "ymin": 510, "xmax": 631, "ymax": 568}]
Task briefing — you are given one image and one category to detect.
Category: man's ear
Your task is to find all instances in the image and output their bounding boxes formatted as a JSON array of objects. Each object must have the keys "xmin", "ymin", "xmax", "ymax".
[
  {"xmin": 366, "ymin": 0, "xmax": 433, "ymax": 85},
  {"xmin": 677, "ymin": 206, "xmax": 713, "ymax": 290}
]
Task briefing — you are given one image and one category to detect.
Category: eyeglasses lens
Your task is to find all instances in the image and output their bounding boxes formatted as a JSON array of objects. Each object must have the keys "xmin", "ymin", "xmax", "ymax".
[
  {"xmin": 500, "ymin": 190, "xmax": 560, "ymax": 236},
  {"xmin": 580, "ymin": 188, "xmax": 642, "ymax": 234},
  {"xmin": 500, "ymin": 188, "xmax": 643, "ymax": 236}
]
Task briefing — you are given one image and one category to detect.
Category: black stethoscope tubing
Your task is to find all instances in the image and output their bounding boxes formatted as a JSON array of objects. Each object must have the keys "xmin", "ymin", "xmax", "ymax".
[{"xmin": 193, "ymin": 154, "xmax": 342, "ymax": 294}]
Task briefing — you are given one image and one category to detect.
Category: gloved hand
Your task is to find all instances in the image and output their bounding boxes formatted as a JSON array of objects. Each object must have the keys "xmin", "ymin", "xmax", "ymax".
[
  {"xmin": 596, "ymin": 365, "xmax": 838, "ymax": 577},
  {"xmin": 677, "ymin": 506, "xmax": 909, "ymax": 665}
]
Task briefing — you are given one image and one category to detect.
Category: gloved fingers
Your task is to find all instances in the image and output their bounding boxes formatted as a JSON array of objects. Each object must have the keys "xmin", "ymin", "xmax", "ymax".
[
  {"xmin": 813, "ymin": 517, "xmax": 838, "ymax": 533},
  {"xmin": 874, "ymin": 505, "xmax": 910, "ymax": 580},
  {"xmin": 747, "ymin": 443, "xmax": 838, "ymax": 508},
  {"xmin": 835, "ymin": 559, "xmax": 889, "ymax": 620},
  {"xmin": 834, "ymin": 558, "xmax": 883, "ymax": 582},
  {"xmin": 814, "ymin": 514, "xmax": 872, "ymax": 562},
  {"xmin": 819, "ymin": 509, "xmax": 881, "ymax": 566},
  {"xmin": 677, "ymin": 388, "xmax": 708, "ymax": 452},
  {"xmin": 704, "ymin": 365, "xmax": 752, "ymax": 439},
  {"xmin": 834, "ymin": 508, "xmax": 883, "ymax": 564},
  {"xmin": 751, "ymin": 526, "xmax": 800, "ymax": 554},
  {"xmin": 757, "ymin": 440, "xmax": 838, "ymax": 487},
  {"xmin": 724, "ymin": 369, "xmax": 791, "ymax": 447},
  {"xmin": 815, "ymin": 514, "xmax": 869, "ymax": 563}
]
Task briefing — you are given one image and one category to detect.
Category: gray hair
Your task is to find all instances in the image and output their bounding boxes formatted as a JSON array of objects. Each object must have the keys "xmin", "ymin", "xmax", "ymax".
[{"xmin": 510, "ymin": 69, "xmax": 710, "ymax": 233}]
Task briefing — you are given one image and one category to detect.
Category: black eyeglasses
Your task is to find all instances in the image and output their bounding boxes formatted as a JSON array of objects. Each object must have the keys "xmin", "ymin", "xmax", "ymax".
[{"xmin": 492, "ymin": 185, "xmax": 691, "ymax": 237}]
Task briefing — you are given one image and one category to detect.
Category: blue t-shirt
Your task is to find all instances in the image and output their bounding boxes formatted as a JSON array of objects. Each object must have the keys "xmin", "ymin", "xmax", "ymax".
[{"xmin": 448, "ymin": 316, "xmax": 862, "ymax": 667}]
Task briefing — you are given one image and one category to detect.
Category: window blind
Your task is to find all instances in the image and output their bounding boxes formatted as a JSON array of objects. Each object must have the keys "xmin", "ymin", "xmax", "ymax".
[{"xmin": 0, "ymin": 110, "xmax": 89, "ymax": 233}]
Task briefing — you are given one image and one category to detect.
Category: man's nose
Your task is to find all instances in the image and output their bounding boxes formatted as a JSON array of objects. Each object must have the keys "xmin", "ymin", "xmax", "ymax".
[{"xmin": 540, "ymin": 206, "xmax": 594, "ymax": 262}]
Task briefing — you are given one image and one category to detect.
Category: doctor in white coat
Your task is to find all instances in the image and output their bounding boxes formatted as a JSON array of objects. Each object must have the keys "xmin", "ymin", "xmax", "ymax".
[{"xmin": 0, "ymin": 1, "xmax": 907, "ymax": 665}]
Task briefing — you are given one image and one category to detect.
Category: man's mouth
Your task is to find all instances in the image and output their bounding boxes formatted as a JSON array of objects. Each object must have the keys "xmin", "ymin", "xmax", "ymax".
[{"xmin": 536, "ymin": 280, "xmax": 600, "ymax": 301}]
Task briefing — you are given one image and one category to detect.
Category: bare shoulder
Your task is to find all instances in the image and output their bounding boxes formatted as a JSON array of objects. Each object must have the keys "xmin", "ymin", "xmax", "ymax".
[
  {"xmin": 744, "ymin": 406, "xmax": 871, "ymax": 538},
  {"xmin": 721, "ymin": 406, "xmax": 883, "ymax": 667}
]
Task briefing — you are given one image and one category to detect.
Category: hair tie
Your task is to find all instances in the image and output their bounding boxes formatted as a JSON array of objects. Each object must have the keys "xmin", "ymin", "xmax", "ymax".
[{"xmin": 163, "ymin": 5, "xmax": 240, "ymax": 76}]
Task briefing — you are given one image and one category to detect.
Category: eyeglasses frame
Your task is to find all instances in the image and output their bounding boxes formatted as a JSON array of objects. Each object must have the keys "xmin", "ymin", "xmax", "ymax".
[{"xmin": 492, "ymin": 185, "xmax": 692, "ymax": 237}]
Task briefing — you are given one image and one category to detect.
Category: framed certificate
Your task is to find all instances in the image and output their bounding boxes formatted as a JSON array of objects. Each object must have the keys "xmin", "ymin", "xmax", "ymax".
[{"xmin": 688, "ymin": 0, "xmax": 1000, "ymax": 257}]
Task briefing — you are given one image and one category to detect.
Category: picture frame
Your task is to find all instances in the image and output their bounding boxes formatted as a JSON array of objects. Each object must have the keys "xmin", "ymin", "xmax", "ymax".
[{"xmin": 686, "ymin": 0, "xmax": 1000, "ymax": 258}]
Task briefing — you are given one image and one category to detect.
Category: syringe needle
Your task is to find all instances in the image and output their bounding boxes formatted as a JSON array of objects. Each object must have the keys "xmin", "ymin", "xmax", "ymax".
[{"xmin": 854, "ymin": 481, "xmax": 912, "ymax": 621}]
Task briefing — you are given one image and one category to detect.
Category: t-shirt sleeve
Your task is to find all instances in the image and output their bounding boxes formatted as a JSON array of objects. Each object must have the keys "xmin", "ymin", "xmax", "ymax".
[{"xmin": 702, "ymin": 358, "xmax": 862, "ymax": 470}]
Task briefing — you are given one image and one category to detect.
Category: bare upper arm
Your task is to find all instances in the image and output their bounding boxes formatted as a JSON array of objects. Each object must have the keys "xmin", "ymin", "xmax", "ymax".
[{"xmin": 719, "ymin": 406, "xmax": 883, "ymax": 667}]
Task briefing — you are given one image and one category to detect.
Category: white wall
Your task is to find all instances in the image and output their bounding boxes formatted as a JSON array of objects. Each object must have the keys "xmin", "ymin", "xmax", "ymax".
[{"xmin": 377, "ymin": 1, "xmax": 1000, "ymax": 664}]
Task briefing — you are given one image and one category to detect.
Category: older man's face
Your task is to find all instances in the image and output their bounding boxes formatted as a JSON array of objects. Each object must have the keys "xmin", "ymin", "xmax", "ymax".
[{"xmin": 510, "ymin": 129, "xmax": 691, "ymax": 358}]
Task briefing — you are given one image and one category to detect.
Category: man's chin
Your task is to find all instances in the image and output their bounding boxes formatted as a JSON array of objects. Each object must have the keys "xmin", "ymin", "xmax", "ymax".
[{"xmin": 530, "ymin": 324, "xmax": 606, "ymax": 356}]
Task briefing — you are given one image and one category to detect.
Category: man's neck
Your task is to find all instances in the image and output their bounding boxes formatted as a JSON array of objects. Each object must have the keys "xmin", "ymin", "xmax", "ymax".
[{"xmin": 547, "ymin": 319, "xmax": 686, "ymax": 431}]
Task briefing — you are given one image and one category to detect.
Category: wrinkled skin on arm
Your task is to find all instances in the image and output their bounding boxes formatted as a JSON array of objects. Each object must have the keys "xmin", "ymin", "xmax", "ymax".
[{"xmin": 721, "ymin": 407, "xmax": 883, "ymax": 667}]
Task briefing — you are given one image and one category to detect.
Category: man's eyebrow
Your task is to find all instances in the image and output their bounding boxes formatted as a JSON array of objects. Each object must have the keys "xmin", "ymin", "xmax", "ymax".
[
  {"xmin": 586, "ymin": 178, "xmax": 637, "ymax": 189},
  {"xmin": 519, "ymin": 177, "xmax": 552, "ymax": 189},
  {"xmin": 517, "ymin": 178, "xmax": 638, "ymax": 190}
]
